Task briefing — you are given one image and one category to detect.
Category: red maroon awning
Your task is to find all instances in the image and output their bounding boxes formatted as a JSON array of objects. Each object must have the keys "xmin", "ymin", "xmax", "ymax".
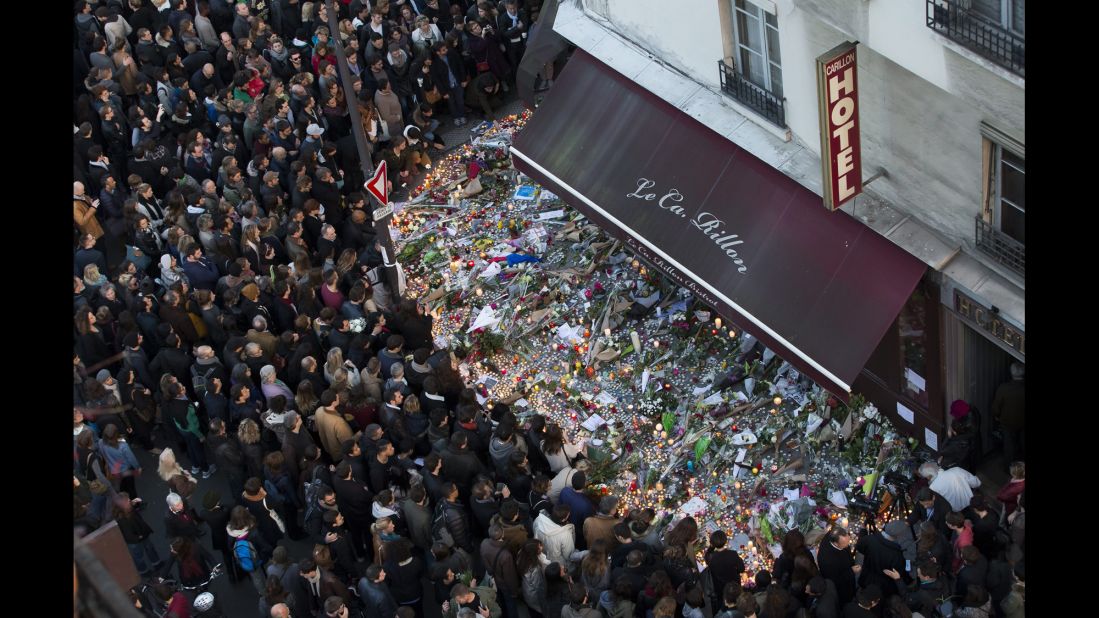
[{"xmin": 511, "ymin": 50, "xmax": 926, "ymax": 399}]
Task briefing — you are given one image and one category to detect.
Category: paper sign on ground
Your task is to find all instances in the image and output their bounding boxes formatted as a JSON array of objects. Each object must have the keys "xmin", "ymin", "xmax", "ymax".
[
  {"xmin": 678, "ymin": 496, "xmax": 708, "ymax": 518},
  {"xmin": 535, "ymin": 209, "xmax": 566, "ymax": 220},
  {"xmin": 701, "ymin": 392, "xmax": 725, "ymax": 406},
  {"xmin": 581, "ymin": 414, "xmax": 607, "ymax": 432},
  {"xmin": 467, "ymin": 306, "xmax": 500, "ymax": 332}
]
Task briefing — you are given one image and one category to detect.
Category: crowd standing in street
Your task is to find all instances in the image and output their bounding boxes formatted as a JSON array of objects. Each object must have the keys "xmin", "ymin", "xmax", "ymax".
[{"xmin": 73, "ymin": 2, "xmax": 1024, "ymax": 618}]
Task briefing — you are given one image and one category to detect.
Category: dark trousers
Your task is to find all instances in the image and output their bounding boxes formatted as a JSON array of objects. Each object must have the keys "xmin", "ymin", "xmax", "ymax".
[
  {"xmin": 181, "ymin": 432, "xmax": 209, "ymax": 471},
  {"xmin": 503, "ymin": 41, "xmax": 526, "ymax": 81},
  {"xmin": 347, "ymin": 521, "xmax": 371, "ymax": 562},
  {"xmin": 1002, "ymin": 427, "xmax": 1024, "ymax": 463},
  {"xmin": 445, "ymin": 85, "xmax": 466, "ymax": 120},
  {"xmin": 497, "ymin": 589, "xmax": 520, "ymax": 618}
]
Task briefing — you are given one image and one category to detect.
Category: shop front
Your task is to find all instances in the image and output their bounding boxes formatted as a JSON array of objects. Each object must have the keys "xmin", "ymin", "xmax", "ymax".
[
  {"xmin": 941, "ymin": 279, "xmax": 1025, "ymax": 461},
  {"xmin": 510, "ymin": 49, "xmax": 931, "ymax": 441}
]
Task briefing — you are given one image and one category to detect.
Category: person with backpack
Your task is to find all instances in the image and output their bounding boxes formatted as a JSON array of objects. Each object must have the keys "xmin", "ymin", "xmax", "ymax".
[
  {"xmin": 304, "ymin": 484, "xmax": 339, "ymax": 544},
  {"xmin": 228, "ymin": 504, "xmax": 275, "ymax": 594}
]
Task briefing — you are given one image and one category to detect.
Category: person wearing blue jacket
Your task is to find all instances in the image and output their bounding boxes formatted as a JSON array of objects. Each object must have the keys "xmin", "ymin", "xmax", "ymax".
[
  {"xmin": 180, "ymin": 242, "xmax": 222, "ymax": 290},
  {"xmin": 98, "ymin": 423, "xmax": 143, "ymax": 498}
]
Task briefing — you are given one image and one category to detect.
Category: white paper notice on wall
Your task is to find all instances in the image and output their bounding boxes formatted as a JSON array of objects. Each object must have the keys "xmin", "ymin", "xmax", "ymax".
[
  {"xmin": 905, "ymin": 368, "xmax": 926, "ymax": 392},
  {"xmin": 924, "ymin": 427, "xmax": 939, "ymax": 451},
  {"xmin": 896, "ymin": 403, "xmax": 915, "ymax": 425}
]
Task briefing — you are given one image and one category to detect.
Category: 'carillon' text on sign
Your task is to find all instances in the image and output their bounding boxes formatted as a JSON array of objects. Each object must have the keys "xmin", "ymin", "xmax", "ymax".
[{"xmin": 816, "ymin": 42, "xmax": 862, "ymax": 211}]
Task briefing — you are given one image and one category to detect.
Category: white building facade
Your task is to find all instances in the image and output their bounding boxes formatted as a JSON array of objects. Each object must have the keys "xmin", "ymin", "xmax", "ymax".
[{"xmin": 546, "ymin": 0, "xmax": 1024, "ymax": 448}]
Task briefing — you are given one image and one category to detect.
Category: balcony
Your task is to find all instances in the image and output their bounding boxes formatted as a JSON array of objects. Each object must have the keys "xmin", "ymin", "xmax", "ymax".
[
  {"xmin": 718, "ymin": 60, "xmax": 787, "ymax": 128},
  {"xmin": 974, "ymin": 215, "xmax": 1024, "ymax": 277},
  {"xmin": 926, "ymin": 0, "xmax": 1024, "ymax": 77}
]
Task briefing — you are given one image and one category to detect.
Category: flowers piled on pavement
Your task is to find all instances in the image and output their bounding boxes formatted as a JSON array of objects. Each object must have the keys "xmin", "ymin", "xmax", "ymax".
[{"xmin": 389, "ymin": 113, "xmax": 925, "ymax": 582}]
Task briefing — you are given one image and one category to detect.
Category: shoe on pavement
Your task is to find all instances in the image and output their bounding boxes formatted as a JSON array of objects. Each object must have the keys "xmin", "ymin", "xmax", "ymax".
[{"xmin": 190, "ymin": 467, "xmax": 201, "ymax": 476}]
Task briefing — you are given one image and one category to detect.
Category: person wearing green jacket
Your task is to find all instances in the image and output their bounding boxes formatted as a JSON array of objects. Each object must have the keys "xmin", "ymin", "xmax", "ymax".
[{"xmin": 164, "ymin": 380, "xmax": 215, "ymax": 478}]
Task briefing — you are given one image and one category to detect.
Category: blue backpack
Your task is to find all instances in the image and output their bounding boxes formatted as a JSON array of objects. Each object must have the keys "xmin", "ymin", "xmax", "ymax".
[{"xmin": 233, "ymin": 538, "xmax": 261, "ymax": 573}]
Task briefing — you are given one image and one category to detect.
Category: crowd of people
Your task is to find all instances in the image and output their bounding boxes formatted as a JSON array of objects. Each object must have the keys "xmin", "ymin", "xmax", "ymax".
[{"xmin": 72, "ymin": 2, "xmax": 1025, "ymax": 618}]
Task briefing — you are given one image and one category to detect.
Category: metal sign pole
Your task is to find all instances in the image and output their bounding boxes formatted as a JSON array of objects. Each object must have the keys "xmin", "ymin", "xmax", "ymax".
[{"xmin": 324, "ymin": 0, "xmax": 402, "ymax": 302}]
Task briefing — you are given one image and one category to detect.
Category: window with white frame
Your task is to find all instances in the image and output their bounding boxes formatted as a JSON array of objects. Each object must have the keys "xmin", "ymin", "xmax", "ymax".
[{"xmin": 731, "ymin": 0, "xmax": 783, "ymax": 98}]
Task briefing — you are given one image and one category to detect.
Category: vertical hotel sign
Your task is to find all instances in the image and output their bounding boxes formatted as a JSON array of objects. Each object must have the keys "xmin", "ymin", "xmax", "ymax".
[{"xmin": 816, "ymin": 41, "xmax": 862, "ymax": 211}]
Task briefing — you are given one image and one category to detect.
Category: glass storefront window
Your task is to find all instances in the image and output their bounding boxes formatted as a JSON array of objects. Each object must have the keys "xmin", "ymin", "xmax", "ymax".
[{"xmin": 899, "ymin": 284, "xmax": 929, "ymax": 407}]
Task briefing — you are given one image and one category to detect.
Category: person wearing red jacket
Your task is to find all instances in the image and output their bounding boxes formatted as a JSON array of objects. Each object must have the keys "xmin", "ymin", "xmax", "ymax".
[{"xmin": 995, "ymin": 461, "xmax": 1025, "ymax": 517}]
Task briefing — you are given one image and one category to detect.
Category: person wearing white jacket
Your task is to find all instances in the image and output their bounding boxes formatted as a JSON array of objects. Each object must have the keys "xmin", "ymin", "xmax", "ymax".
[
  {"xmin": 919, "ymin": 461, "xmax": 981, "ymax": 512},
  {"xmin": 534, "ymin": 504, "xmax": 585, "ymax": 567}
]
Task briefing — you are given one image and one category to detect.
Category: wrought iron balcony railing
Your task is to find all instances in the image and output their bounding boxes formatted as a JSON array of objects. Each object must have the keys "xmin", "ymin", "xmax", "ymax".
[
  {"xmin": 926, "ymin": 0, "xmax": 1024, "ymax": 77},
  {"xmin": 718, "ymin": 60, "xmax": 787, "ymax": 128},
  {"xmin": 974, "ymin": 214, "xmax": 1024, "ymax": 276}
]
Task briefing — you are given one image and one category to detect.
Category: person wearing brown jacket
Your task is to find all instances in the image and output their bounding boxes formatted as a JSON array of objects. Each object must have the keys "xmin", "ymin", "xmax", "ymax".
[
  {"xmin": 73, "ymin": 182, "xmax": 104, "ymax": 240},
  {"xmin": 480, "ymin": 524, "xmax": 521, "ymax": 604},
  {"xmin": 584, "ymin": 495, "xmax": 623, "ymax": 553},
  {"xmin": 315, "ymin": 390, "xmax": 354, "ymax": 462}
]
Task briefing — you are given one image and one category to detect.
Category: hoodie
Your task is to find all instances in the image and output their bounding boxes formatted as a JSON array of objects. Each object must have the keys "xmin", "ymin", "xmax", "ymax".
[{"xmin": 489, "ymin": 436, "xmax": 517, "ymax": 475}]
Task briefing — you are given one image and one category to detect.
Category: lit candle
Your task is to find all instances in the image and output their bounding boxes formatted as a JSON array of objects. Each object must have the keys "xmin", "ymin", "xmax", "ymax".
[
  {"xmin": 475, "ymin": 288, "xmax": 484, "ymax": 297},
  {"xmin": 773, "ymin": 396, "xmax": 783, "ymax": 406},
  {"xmin": 604, "ymin": 328, "xmax": 611, "ymax": 338},
  {"xmin": 714, "ymin": 317, "xmax": 722, "ymax": 329}
]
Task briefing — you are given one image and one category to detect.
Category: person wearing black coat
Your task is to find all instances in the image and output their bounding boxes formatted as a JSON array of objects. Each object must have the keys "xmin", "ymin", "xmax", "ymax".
[
  {"xmin": 954, "ymin": 546, "xmax": 988, "ymax": 600},
  {"xmin": 357, "ymin": 565, "xmax": 399, "ymax": 618},
  {"xmin": 705, "ymin": 531, "xmax": 746, "ymax": 609},
  {"xmin": 384, "ymin": 540, "xmax": 427, "ymax": 614},
  {"xmin": 322, "ymin": 510, "xmax": 361, "ymax": 581},
  {"xmin": 164, "ymin": 495, "xmax": 206, "ymax": 541},
  {"xmin": 441, "ymin": 435, "xmax": 486, "ymax": 498},
  {"xmin": 428, "ymin": 42, "xmax": 468, "ymax": 125},
  {"xmin": 115, "ymin": 498, "xmax": 162, "ymax": 576},
  {"xmin": 199, "ymin": 490, "xmax": 240, "ymax": 582},
  {"xmin": 392, "ymin": 302, "xmax": 434, "ymax": 353},
  {"xmin": 817, "ymin": 527, "xmax": 859, "ymax": 607},
  {"xmin": 282, "ymin": 560, "xmax": 329, "ymax": 618},
  {"xmin": 334, "ymin": 462, "xmax": 377, "ymax": 560},
  {"xmin": 888, "ymin": 561, "xmax": 949, "ymax": 617},
  {"xmin": 907, "ymin": 487, "xmax": 952, "ymax": 537},
  {"xmin": 804, "ymin": 576, "xmax": 840, "ymax": 618},
  {"xmin": 436, "ymin": 484, "xmax": 475, "ymax": 553},
  {"xmin": 855, "ymin": 522, "xmax": 911, "ymax": 595},
  {"xmin": 209, "ymin": 423, "xmax": 247, "ymax": 500},
  {"xmin": 241, "ymin": 478, "xmax": 287, "ymax": 545},
  {"xmin": 311, "ymin": 171, "xmax": 344, "ymax": 218}
]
